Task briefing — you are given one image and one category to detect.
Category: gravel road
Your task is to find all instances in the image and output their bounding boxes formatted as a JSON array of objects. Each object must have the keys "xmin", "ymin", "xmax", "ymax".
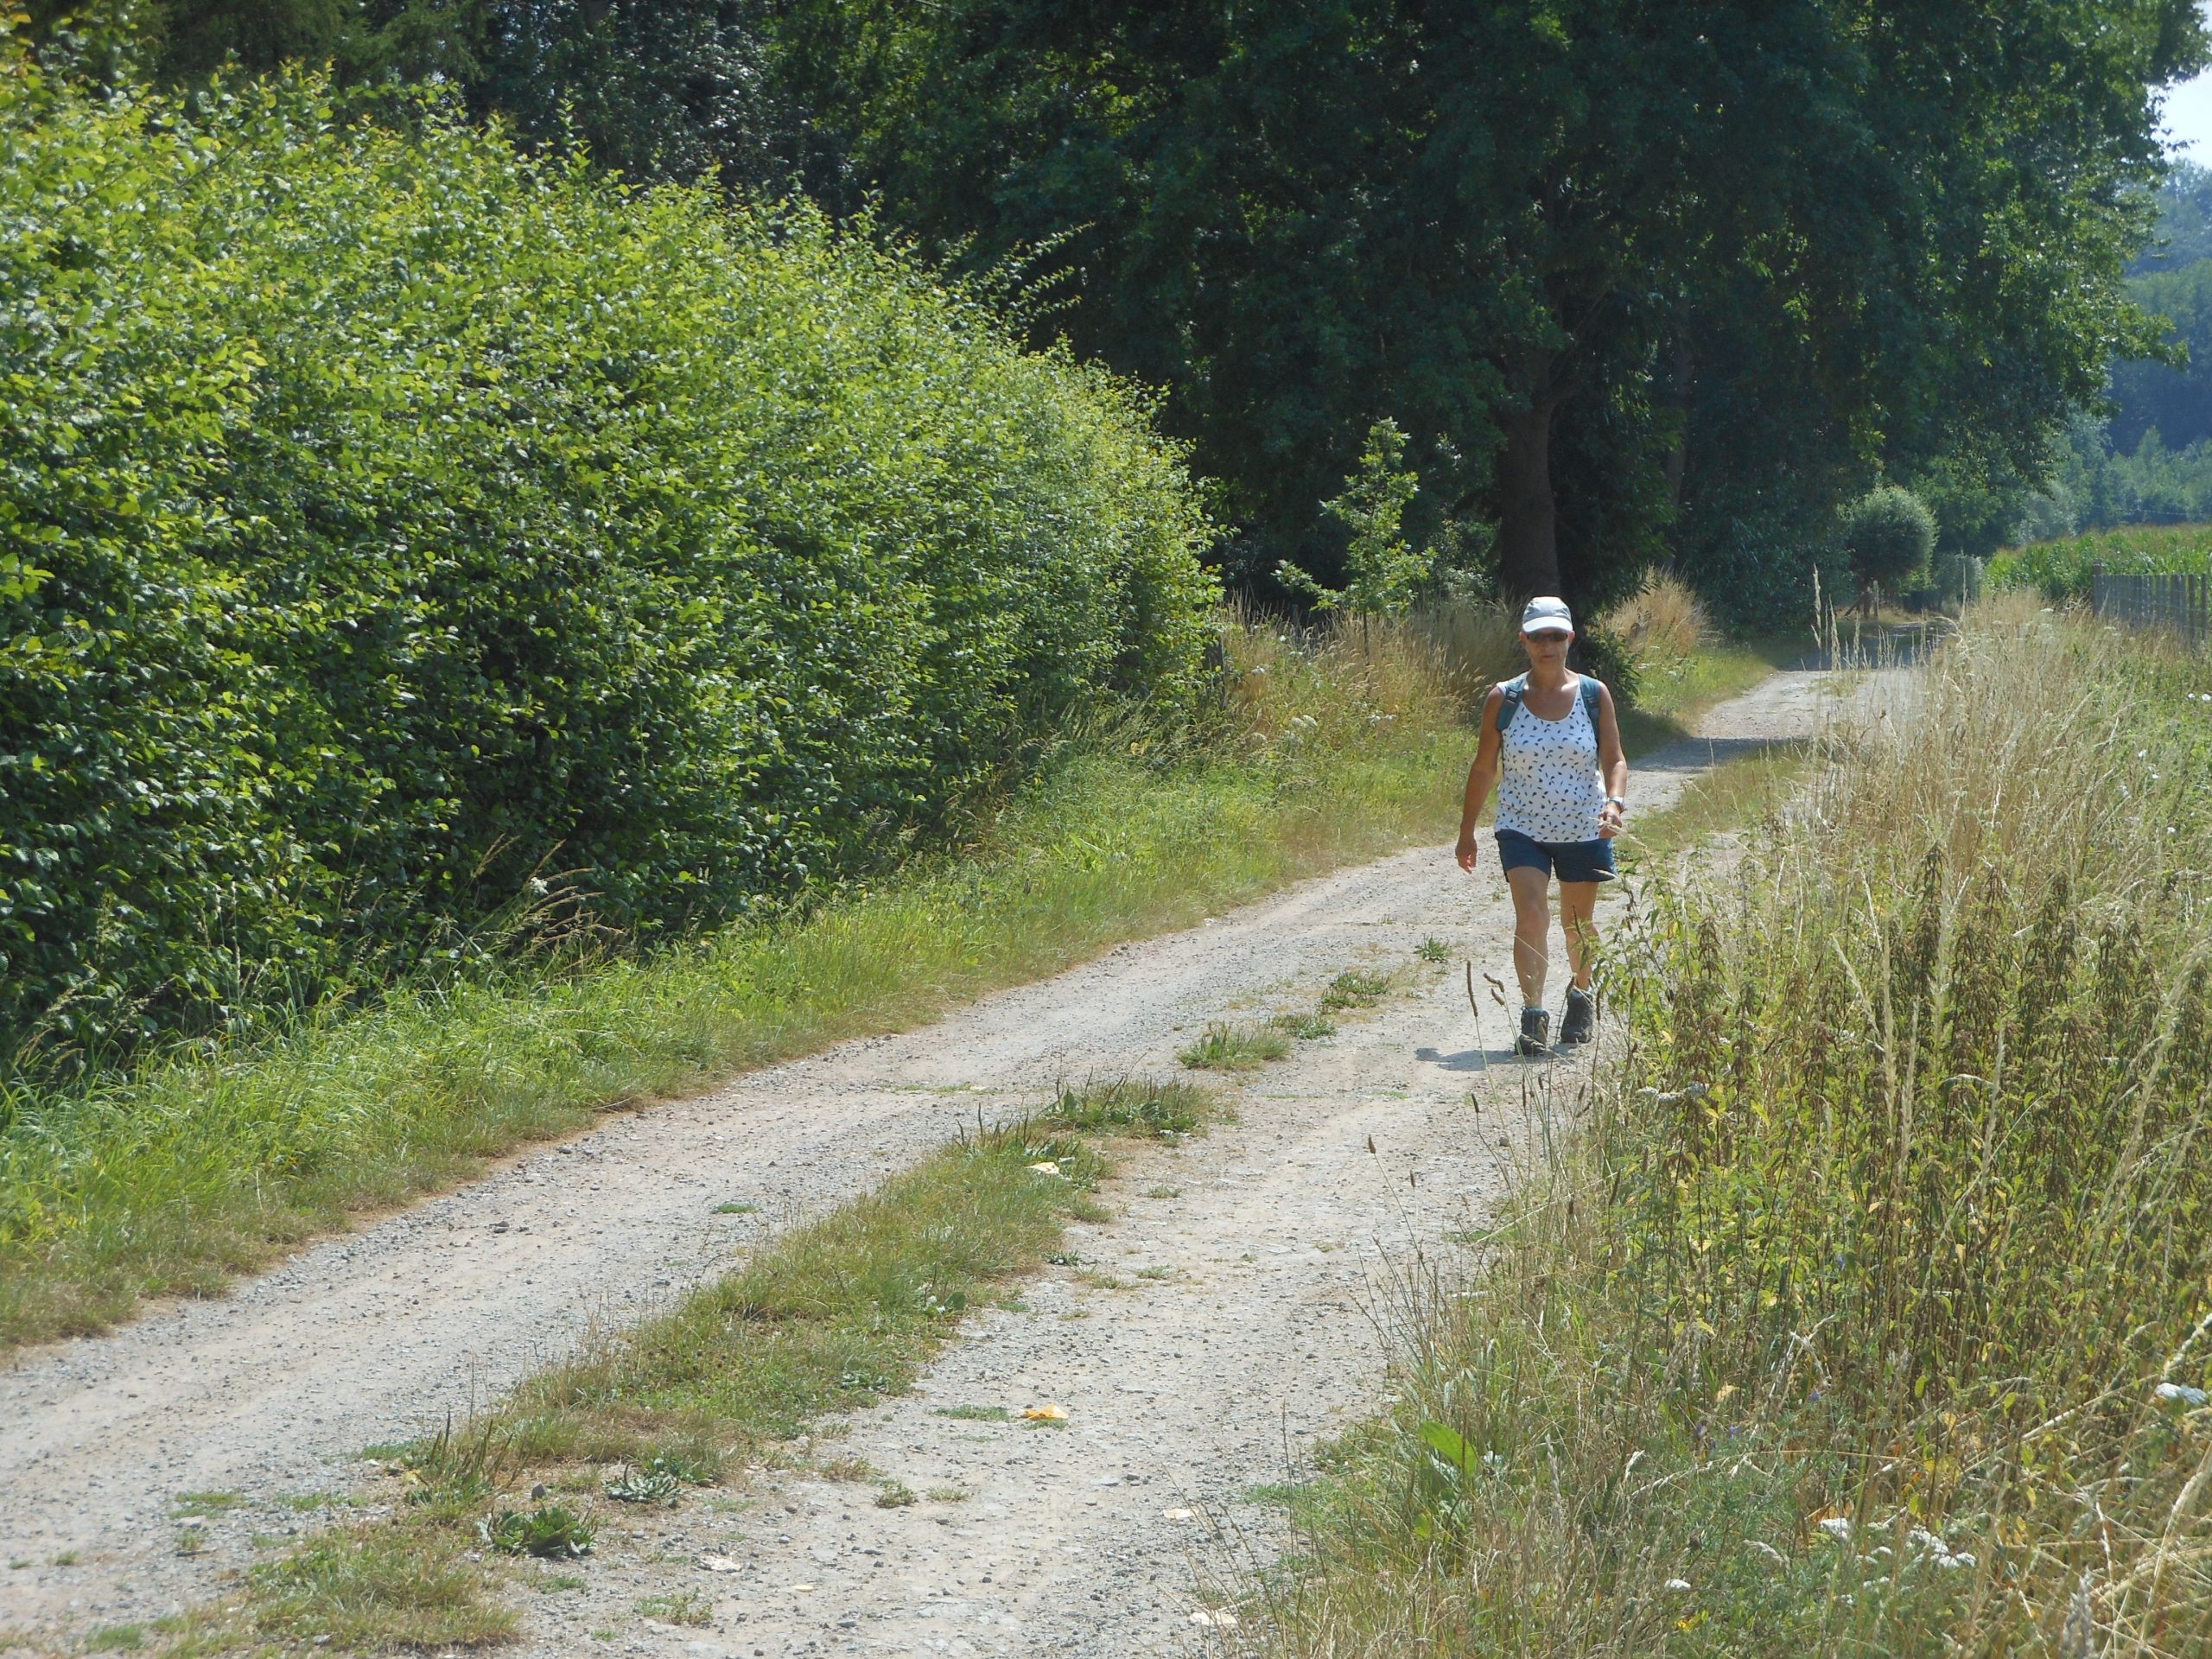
[{"xmin": 0, "ymin": 667, "xmax": 1879, "ymax": 1656}]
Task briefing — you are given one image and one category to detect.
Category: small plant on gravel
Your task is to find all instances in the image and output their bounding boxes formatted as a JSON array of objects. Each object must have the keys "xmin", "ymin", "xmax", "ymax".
[
  {"xmin": 1046, "ymin": 1250, "xmax": 1084, "ymax": 1265},
  {"xmin": 478, "ymin": 1504, "xmax": 593, "ymax": 1559},
  {"xmin": 934, "ymin": 1405, "xmax": 1012, "ymax": 1422},
  {"xmin": 709, "ymin": 1201, "xmax": 759, "ymax": 1216},
  {"xmin": 926, "ymin": 1485, "xmax": 973, "ymax": 1503},
  {"xmin": 250, "ymin": 1525, "xmax": 517, "ymax": 1649},
  {"xmin": 1048, "ymin": 1077, "xmax": 1216, "ymax": 1137},
  {"xmin": 602, "ymin": 1465, "xmax": 683, "ymax": 1506},
  {"xmin": 533, "ymin": 1573, "xmax": 588, "ymax": 1593},
  {"xmin": 84, "ymin": 1627, "xmax": 143, "ymax": 1652},
  {"xmin": 1146, "ymin": 1185, "xmax": 1182, "ymax": 1198},
  {"xmin": 1270, "ymin": 1011, "xmax": 1337, "ymax": 1040},
  {"xmin": 1415, "ymin": 938, "xmax": 1452, "ymax": 963},
  {"xmin": 1319, "ymin": 969, "xmax": 1390, "ymax": 1011},
  {"xmin": 875, "ymin": 1480, "xmax": 919, "ymax": 1509},
  {"xmin": 817, "ymin": 1454, "xmax": 878, "ymax": 1481},
  {"xmin": 173, "ymin": 1523, "xmax": 208, "ymax": 1557},
  {"xmin": 634, "ymin": 1590, "xmax": 713, "ymax": 1625},
  {"xmin": 1177, "ymin": 1021, "xmax": 1292, "ymax": 1070}
]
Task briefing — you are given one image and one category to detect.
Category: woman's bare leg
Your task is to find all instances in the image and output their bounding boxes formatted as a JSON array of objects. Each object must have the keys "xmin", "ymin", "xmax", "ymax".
[
  {"xmin": 1559, "ymin": 880, "xmax": 1600, "ymax": 990},
  {"xmin": 1505, "ymin": 864, "xmax": 1554, "ymax": 1007}
]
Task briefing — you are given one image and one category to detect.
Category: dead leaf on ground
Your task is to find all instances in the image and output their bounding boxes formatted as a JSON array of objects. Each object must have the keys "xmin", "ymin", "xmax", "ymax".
[{"xmin": 1021, "ymin": 1402, "xmax": 1068, "ymax": 1421}]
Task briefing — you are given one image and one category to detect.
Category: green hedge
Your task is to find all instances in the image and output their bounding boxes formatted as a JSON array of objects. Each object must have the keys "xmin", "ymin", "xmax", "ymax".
[
  {"xmin": 0, "ymin": 60, "xmax": 1216, "ymax": 1061},
  {"xmin": 1988, "ymin": 524, "xmax": 2212, "ymax": 601}
]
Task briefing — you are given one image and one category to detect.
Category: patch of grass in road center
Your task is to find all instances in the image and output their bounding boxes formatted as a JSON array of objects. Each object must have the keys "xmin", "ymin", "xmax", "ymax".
[
  {"xmin": 1178, "ymin": 1020, "xmax": 1294, "ymax": 1071},
  {"xmin": 501, "ymin": 1122, "xmax": 1115, "ymax": 1471},
  {"xmin": 1318, "ymin": 969, "xmax": 1391, "ymax": 1012},
  {"xmin": 214, "ymin": 1086, "xmax": 1216, "ymax": 1652},
  {"xmin": 1047, "ymin": 1077, "xmax": 1217, "ymax": 1137}
]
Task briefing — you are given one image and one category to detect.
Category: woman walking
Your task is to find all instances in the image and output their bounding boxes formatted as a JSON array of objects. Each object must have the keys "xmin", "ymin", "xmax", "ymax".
[{"xmin": 1453, "ymin": 596, "xmax": 1629, "ymax": 1055}]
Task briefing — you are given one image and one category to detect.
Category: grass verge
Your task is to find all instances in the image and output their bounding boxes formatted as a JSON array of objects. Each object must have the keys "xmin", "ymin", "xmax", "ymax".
[
  {"xmin": 178, "ymin": 1078, "xmax": 1216, "ymax": 1652},
  {"xmin": 1258, "ymin": 599, "xmax": 2212, "ymax": 1654},
  {"xmin": 0, "ymin": 611, "xmax": 1465, "ymax": 1349}
]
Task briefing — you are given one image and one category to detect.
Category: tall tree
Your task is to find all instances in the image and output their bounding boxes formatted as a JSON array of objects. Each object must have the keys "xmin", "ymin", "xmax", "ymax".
[{"xmin": 773, "ymin": 0, "xmax": 2202, "ymax": 609}]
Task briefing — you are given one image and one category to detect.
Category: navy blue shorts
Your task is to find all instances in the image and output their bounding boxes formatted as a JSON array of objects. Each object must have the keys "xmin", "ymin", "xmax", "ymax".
[{"xmin": 1494, "ymin": 827, "xmax": 1617, "ymax": 884}]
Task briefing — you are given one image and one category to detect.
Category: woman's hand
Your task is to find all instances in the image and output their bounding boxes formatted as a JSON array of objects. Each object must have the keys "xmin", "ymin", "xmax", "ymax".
[
  {"xmin": 1599, "ymin": 800, "xmax": 1625, "ymax": 840},
  {"xmin": 1454, "ymin": 830, "xmax": 1479, "ymax": 872}
]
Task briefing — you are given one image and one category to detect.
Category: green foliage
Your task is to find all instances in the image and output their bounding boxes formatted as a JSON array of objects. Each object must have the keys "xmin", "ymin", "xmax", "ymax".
[
  {"xmin": 1279, "ymin": 421, "xmax": 1432, "ymax": 616},
  {"xmin": 771, "ymin": 0, "xmax": 2200, "ymax": 620},
  {"xmin": 1175, "ymin": 1021, "xmax": 1290, "ymax": 1071},
  {"xmin": 1989, "ymin": 522, "xmax": 2212, "ymax": 600},
  {"xmin": 477, "ymin": 1505, "xmax": 592, "ymax": 1559},
  {"xmin": 1046, "ymin": 1077, "xmax": 1215, "ymax": 1140},
  {"xmin": 1840, "ymin": 486, "xmax": 1937, "ymax": 597},
  {"xmin": 0, "ymin": 57, "xmax": 1214, "ymax": 1060}
]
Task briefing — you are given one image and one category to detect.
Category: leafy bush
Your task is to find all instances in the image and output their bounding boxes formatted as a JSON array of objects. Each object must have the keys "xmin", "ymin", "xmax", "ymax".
[
  {"xmin": 1839, "ymin": 484, "xmax": 1936, "ymax": 600},
  {"xmin": 0, "ymin": 59, "xmax": 1214, "ymax": 1061}
]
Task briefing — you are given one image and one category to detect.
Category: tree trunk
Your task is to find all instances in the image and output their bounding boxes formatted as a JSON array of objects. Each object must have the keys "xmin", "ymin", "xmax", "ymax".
[{"xmin": 1495, "ymin": 394, "xmax": 1560, "ymax": 600}]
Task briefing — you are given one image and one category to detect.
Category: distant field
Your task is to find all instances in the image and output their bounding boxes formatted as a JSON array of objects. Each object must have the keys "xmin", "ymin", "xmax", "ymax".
[{"xmin": 1989, "ymin": 522, "xmax": 2212, "ymax": 599}]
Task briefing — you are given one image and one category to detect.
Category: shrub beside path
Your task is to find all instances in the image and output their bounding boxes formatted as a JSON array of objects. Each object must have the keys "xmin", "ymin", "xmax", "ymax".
[{"xmin": 0, "ymin": 665, "xmax": 1886, "ymax": 1655}]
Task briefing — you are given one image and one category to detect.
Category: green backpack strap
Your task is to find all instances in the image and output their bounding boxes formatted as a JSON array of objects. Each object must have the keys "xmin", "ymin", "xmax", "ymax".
[
  {"xmin": 1496, "ymin": 672, "xmax": 1601, "ymax": 734},
  {"xmin": 1494, "ymin": 672, "xmax": 1530, "ymax": 733}
]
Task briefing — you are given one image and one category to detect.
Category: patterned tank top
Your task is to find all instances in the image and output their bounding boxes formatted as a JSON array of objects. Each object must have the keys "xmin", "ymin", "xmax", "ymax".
[{"xmin": 1495, "ymin": 675, "xmax": 1605, "ymax": 842}]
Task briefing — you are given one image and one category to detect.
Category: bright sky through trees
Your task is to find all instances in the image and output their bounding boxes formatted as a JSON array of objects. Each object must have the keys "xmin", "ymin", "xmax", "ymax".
[{"xmin": 2163, "ymin": 3, "xmax": 2212, "ymax": 152}]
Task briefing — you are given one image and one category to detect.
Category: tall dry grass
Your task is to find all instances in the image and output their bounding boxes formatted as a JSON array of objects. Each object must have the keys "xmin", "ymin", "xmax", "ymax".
[
  {"xmin": 1600, "ymin": 568, "xmax": 1713, "ymax": 668},
  {"xmin": 1264, "ymin": 596, "xmax": 2212, "ymax": 1656}
]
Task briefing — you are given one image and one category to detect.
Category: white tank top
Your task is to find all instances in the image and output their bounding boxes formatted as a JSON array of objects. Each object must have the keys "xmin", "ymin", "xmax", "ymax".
[{"xmin": 1495, "ymin": 676, "xmax": 1605, "ymax": 842}]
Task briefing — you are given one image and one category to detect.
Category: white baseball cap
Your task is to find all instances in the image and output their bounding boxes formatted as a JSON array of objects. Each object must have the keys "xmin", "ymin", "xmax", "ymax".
[{"xmin": 1520, "ymin": 595, "xmax": 1574, "ymax": 634}]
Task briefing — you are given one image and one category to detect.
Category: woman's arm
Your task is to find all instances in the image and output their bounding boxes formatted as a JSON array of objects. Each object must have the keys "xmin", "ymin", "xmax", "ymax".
[
  {"xmin": 1455, "ymin": 685, "xmax": 1508, "ymax": 871},
  {"xmin": 1595, "ymin": 683, "xmax": 1628, "ymax": 839}
]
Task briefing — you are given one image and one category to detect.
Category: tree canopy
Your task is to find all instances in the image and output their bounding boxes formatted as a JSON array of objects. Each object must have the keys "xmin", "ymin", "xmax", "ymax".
[
  {"xmin": 766, "ymin": 0, "xmax": 2202, "ymax": 618},
  {"xmin": 29, "ymin": 0, "xmax": 2209, "ymax": 620}
]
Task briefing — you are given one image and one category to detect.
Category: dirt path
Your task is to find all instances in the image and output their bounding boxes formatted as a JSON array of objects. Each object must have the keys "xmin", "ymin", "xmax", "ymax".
[{"xmin": 0, "ymin": 669, "xmax": 1882, "ymax": 1656}]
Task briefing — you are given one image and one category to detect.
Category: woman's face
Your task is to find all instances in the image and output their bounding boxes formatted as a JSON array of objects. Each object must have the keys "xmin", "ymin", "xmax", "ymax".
[{"xmin": 1521, "ymin": 628, "xmax": 1573, "ymax": 667}]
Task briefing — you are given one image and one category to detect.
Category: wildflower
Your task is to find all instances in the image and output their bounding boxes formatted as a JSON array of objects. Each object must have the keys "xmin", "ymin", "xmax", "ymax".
[
  {"xmin": 2155, "ymin": 1381, "xmax": 2209, "ymax": 1408},
  {"xmin": 1663, "ymin": 1578, "xmax": 1694, "ymax": 1593},
  {"xmin": 1818, "ymin": 1516, "xmax": 1854, "ymax": 1542}
]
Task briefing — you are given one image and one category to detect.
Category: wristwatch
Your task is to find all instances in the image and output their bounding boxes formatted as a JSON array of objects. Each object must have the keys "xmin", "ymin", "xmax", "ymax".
[{"xmin": 1605, "ymin": 796, "xmax": 1627, "ymax": 810}]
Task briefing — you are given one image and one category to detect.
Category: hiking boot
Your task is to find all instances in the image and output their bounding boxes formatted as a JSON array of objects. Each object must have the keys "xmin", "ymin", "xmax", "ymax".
[
  {"xmin": 1516, "ymin": 1007, "xmax": 1551, "ymax": 1058},
  {"xmin": 1559, "ymin": 985, "xmax": 1597, "ymax": 1046}
]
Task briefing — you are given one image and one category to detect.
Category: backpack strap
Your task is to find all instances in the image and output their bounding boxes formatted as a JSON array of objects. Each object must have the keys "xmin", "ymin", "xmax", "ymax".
[
  {"xmin": 1494, "ymin": 672, "xmax": 1530, "ymax": 733},
  {"xmin": 1496, "ymin": 672, "xmax": 1602, "ymax": 734}
]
